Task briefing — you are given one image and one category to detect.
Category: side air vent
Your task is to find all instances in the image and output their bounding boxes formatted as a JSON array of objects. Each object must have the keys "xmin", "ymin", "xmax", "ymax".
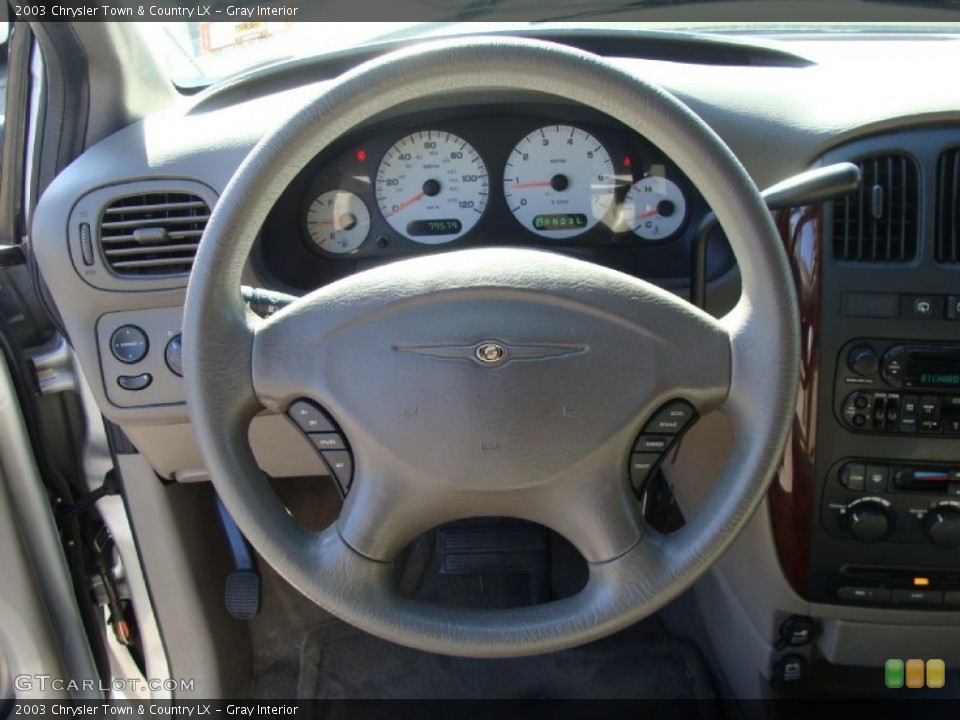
[
  {"xmin": 937, "ymin": 148, "xmax": 960, "ymax": 264},
  {"xmin": 99, "ymin": 193, "xmax": 211, "ymax": 276},
  {"xmin": 832, "ymin": 154, "xmax": 918, "ymax": 263}
]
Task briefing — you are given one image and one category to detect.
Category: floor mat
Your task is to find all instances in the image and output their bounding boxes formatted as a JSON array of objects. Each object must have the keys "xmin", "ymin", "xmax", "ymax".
[{"xmin": 299, "ymin": 620, "xmax": 717, "ymax": 700}]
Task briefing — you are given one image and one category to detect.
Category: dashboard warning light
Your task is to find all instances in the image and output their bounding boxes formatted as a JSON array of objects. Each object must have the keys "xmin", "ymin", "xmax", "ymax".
[
  {"xmin": 355, "ymin": 149, "xmax": 367, "ymax": 163},
  {"xmin": 623, "ymin": 155, "xmax": 632, "ymax": 168},
  {"xmin": 913, "ymin": 577, "xmax": 930, "ymax": 586}
]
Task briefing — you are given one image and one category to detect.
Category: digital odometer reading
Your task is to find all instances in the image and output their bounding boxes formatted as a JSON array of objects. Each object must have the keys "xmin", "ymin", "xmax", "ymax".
[
  {"xmin": 532, "ymin": 214, "xmax": 588, "ymax": 232},
  {"xmin": 406, "ymin": 219, "xmax": 463, "ymax": 237}
]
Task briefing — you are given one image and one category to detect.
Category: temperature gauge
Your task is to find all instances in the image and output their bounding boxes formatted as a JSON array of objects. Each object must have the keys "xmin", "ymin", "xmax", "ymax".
[
  {"xmin": 622, "ymin": 176, "xmax": 687, "ymax": 241},
  {"xmin": 306, "ymin": 190, "xmax": 371, "ymax": 254}
]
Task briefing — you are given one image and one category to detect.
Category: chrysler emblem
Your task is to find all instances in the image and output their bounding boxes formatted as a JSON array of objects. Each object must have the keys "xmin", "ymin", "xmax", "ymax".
[{"xmin": 395, "ymin": 340, "xmax": 587, "ymax": 367}]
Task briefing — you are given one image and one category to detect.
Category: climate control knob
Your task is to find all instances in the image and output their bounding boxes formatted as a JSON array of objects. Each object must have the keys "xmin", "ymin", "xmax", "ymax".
[
  {"xmin": 847, "ymin": 501, "xmax": 891, "ymax": 543},
  {"xmin": 924, "ymin": 505, "xmax": 960, "ymax": 549},
  {"xmin": 847, "ymin": 346, "xmax": 879, "ymax": 376}
]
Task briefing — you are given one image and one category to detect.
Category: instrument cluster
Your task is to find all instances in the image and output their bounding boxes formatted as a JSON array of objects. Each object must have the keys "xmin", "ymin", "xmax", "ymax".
[{"xmin": 257, "ymin": 106, "xmax": 718, "ymax": 291}]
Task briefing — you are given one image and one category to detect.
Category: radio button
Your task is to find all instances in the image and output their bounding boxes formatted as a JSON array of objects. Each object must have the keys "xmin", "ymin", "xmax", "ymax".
[
  {"xmin": 920, "ymin": 396, "xmax": 940, "ymax": 419},
  {"xmin": 847, "ymin": 346, "xmax": 879, "ymax": 376},
  {"xmin": 899, "ymin": 394, "xmax": 918, "ymax": 433},
  {"xmin": 881, "ymin": 347, "xmax": 905, "ymax": 387}
]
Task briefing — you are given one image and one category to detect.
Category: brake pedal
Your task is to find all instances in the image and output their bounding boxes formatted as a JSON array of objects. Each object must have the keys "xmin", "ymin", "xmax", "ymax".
[{"xmin": 215, "ymin": 497, "xmax": 261, "ymax": 619}]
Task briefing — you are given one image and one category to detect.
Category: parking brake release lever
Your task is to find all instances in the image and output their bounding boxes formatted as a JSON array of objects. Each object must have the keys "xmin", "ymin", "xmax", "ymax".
[{"xmin": 690, "ymin": 162, "xmax": 861, "ymax": 309}]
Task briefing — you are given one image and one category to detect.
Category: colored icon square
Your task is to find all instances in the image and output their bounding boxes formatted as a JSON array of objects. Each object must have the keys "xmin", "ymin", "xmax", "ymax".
[
  {"xmin": 906, "ymin": 659, "xmax": 925, "ymax": 688},
  {"xmin": 926, "ymin": 659, "xmax": 946, "ymax": 689},
  {"xmin": 885, "ymin": 659, "xmax": 904, "ymax": 688}
]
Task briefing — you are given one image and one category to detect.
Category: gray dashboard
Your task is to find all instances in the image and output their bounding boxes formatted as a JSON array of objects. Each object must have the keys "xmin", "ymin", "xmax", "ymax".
[{"xmin": 31, "ymin": 34, "xmax": 960, "ymax": 430}]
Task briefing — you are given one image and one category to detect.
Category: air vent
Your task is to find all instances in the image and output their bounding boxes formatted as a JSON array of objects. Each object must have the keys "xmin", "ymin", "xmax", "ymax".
[
  {"xmin": 832, "ymin": 154, "xmax": 918, "ymax": 263},
  {"xmin": 99, "ymin": 193, "xmax": 211, "ymax": 276},
  {"xmin": 936, "ymin": 148, "xmax": 960, "ymax": 264}
]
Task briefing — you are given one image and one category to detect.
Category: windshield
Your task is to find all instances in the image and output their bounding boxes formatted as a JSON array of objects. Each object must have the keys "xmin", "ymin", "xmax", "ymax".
[{"xmin": 140, "ymin": 16, "xmax": 960, "ymax": 88}]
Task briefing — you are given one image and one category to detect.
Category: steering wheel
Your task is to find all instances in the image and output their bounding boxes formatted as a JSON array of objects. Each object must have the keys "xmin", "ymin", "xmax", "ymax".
[{"xmin": 183, "ymin": 37, "xmax": 799, "ymax": 658}]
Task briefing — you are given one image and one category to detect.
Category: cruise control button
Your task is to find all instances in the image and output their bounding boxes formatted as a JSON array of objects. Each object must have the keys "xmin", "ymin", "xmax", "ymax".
[
  {"xmin": 117, "ymin": 373, "xmax": 152, "ymax": 391},
  {"xmin": 322, "ymin": 451, "xmax": 353, "ymax": 492},
  {"xmin": 629, "ymin": 453, "xmax": 661, "ymax": 491},
  {"xmin": 643, "ymin": 401, "xmax": 696, "ymax": 435},
  {"xmin": 633, "ymin": 435, "xmax": 672, "ymax": 453},
  {"xmin": 288, "ymin": 400, "xmax": 336, "ymax": 433},
  {"xmin": 110, "ymin": 325, "xmax": 149, "ymax": 364},
  {"xmin": 308, "ymin": 433, "xmax": 346, "ymax": 451}
]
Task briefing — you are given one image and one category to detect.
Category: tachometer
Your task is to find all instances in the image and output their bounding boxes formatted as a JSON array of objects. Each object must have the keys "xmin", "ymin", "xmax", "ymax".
[
  {"xmin": 375, "ymin": 131, "xmax": 488, "ymax": 244},
  {"xmin": 503, "ymin": 125, "xmax": 616, "ymax": 239},
  {"xmin": 306, "ymin": 190, "xmax": 371, "ymax": 254}
]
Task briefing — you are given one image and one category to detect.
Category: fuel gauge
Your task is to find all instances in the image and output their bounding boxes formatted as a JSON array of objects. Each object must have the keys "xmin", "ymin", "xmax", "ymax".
[
  {"xmin": 306, "ymin": 190, "xmax": 371, "ymax": 254},
  {"xmin": 622, "ymin": 176, "xmax": 687, "ymax": 241}
]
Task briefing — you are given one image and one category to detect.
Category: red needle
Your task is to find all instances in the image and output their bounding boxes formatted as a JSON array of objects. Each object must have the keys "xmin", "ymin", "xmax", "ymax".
[
  {"xmin": 387, "ymin": 191, "xmax": 426, "ymax": 217},
  {"xmin": 635, "ymin": 208, "xmax": 660, "ymax": 219},
  {"xmin": 509, "ymin": 181, "xmax": 553, "ymax": 189},
  {"xmin": 309, "ymin": 221, "xmax": 334, "ymax": 225}
]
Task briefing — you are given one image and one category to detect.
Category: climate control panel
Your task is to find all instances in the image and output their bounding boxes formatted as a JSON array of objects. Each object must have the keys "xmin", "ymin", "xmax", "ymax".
[{"xmin": 821, "ymin": 459, "xmax": 960, "ymax": 547}]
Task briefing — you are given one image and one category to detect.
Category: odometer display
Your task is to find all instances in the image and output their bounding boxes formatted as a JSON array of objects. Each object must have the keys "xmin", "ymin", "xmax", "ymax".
[
  {"xmin": 375, "ymin": 131, "xmax": 488, "ymax": 244},
  {"xmin": 533, "ymin": 214, "xmax": 588, "ymax": 232},
  {"xmin": 407, "ymin": 219, "xmax": 463, "ymax": 237}
]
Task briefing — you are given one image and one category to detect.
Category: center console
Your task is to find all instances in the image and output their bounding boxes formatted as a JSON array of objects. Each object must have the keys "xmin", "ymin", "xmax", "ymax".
[{"xmin": 771, "ymin": 128, "xmax": 960, "ymax": 611}]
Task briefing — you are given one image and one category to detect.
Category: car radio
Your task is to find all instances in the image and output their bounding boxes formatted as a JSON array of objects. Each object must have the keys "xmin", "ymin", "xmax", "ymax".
[{"xmin": 835, "ymin": 340, "xmax": 960, "ymax": 435}]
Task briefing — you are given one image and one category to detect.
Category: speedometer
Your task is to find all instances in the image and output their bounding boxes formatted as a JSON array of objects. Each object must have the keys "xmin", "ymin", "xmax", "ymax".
[
  {"xmin": 503, "ymin": 125, "xmax": 616, "ymax": 239},
  {"xmin": 375, "ymin": 131, "xmax": 488, "ymax": 244}
]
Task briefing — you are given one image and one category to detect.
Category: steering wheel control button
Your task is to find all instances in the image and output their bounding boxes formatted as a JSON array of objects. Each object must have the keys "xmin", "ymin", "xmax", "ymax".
[
  {"xmin": 629, "ymin": 454, "xmax": 661, "ymax": 491},
  {"xmin": 117, "ymin": 373, "xmax": 153, "ymax": 391},
  {"xmin": 643, "ymin": 400, "xmax": 696, "ymax": 434},
  {"xmin": 109, "ymin": 325, "xmax": 149, "ymax": 364},
  {"xmin": 165, "ymin": 334, "xmax": 183, "ymax": 376},
  {"xmin": 321, "ymin": 451, "xmax": 353, "ymax": 493},
  {"xmin": 288, "ymin": 400, "xmax": 336, "ymax": 433},
  {"xmin": 634, "ymin": 435, "xmax": 672, "ymax": 453},
  {"xmin": 308, "ymin": 433, "xmax": 347, "ymax": 451}
]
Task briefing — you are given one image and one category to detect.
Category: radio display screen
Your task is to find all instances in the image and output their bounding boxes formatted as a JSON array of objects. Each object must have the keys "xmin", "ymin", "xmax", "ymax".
[{"xmin": 906, "ymin": 352, "xmax": 960, "ymax": 389}]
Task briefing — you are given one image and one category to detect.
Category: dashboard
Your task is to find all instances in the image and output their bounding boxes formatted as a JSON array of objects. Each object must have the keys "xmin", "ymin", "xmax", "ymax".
[
  {"xmin": 27, "ymin": 28, "xmax": 960, "ymax": 697},
  {"xmin": 256, "ymin": 105, "xmax": 729, "ymax": 293}
]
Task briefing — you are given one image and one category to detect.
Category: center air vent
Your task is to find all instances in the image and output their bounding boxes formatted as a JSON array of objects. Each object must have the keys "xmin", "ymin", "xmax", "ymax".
[
  {"xmin": 99, "ymin": 193, "xmax": 211, "ymax": 276},
  {"xmin": 832, "ymin": 154, "xmax": 918, "ymax": 263},
  {"xmin": 936, "ymin": 147, "xmax": 960, "ymax": 264}
]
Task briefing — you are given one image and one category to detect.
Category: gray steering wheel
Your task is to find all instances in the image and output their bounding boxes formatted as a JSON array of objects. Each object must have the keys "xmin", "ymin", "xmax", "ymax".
[{"xmin": 183, "ymin": 37, "xmax": 799, "ymax": 658}]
